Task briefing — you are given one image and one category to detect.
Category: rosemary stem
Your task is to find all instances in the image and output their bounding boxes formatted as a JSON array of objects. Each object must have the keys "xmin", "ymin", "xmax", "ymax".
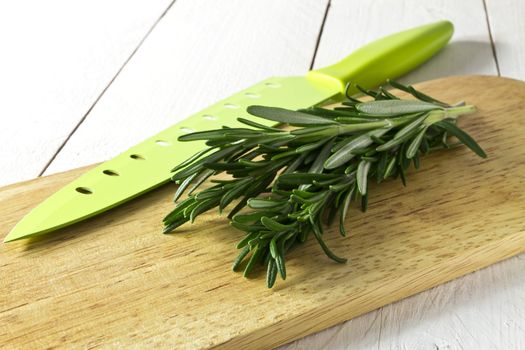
[
  {"xmin": 444, "ymin": 104, "xmax": 476, "ymax": 117},
  {"xmin": 336, "ymin": 105, "xmax": 475, "ymax": 136},
  {"xmin": 425, "ymin": 105, "xmax": 476, "ymax": 124},
  {"xmin": 337, "ymin": 114, "xmax": 415, "ymax": 134}
]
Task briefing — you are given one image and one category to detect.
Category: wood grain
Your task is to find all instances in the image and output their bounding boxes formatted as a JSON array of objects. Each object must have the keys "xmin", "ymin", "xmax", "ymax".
[
  {"xmin": 0, "ymin": 0, "xmax": 172, "ymax": 187},
  {"xmin": 1, "ymin": 76, "xmax": 525, "ymax": 349}
]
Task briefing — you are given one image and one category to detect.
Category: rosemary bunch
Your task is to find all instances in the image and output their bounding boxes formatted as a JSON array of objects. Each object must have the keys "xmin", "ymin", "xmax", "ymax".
[{"xmin": 163, "ymin": 80, "xmax": 486, "ymax": 288}]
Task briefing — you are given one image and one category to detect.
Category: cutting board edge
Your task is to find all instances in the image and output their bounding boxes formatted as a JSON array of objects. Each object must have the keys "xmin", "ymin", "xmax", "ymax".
[{"xmin": 2, "ymin": 164, "xmax": 97, "ymax": 192}]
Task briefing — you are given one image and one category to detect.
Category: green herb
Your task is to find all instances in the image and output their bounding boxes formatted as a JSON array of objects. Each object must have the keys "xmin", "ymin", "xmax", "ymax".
[{"xmin": 163, "ymin": 80, "xmax": 486, "ymax": 288}]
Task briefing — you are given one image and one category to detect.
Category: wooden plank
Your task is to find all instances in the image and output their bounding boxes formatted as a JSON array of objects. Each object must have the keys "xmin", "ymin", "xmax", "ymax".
[
  {"xmin": 43, "ymin": 0, "xmax": 330, "ymax": 175},
  {"xmin": 0, "ymin": 0, "xmax": 172, "ymax": 187},
  {"xmin": 279, "ymin": 1, "xmax": 503, "ymax": 348},
  {"xmin": 312, "ymin": 0, "xmax": 498, "ymax": 84},
  {"xmin": 2, "ymin": 76, "xmax": 525, "ymax": 349},
  {"xmin": 485, "ymin": 0, "xmax": 525, "ymax": 79}
]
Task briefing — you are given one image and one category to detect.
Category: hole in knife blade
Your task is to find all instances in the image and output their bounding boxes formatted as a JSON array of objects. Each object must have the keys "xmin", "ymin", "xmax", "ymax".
[
  {"xmin": 103, "ymin": 170, "xmax": 119, "ymax": 176},
  {"xmin": 75, "ymin": 187, "xmax": 93, "ymax": 195},
  {"xmin": 245, "ymin": 92, "xmax": 260, "ymax": 98},
  {"xmin": 224, "ymin": 103, "xmax": 239, "ymax": 109},
  {"xmin": 130, "ymin": 154, "xmax": 145, "ymax": 160},
  {"xmin": 155, "ymin": 140, "xmax": 170, "ymax": 146},
  {"xmin": 180, "ymin": 127, "xmax": 194, "ymax": 133},
  {"xmin": 202, "ymin": 114, "xmax": 218, "ymax": 121}
]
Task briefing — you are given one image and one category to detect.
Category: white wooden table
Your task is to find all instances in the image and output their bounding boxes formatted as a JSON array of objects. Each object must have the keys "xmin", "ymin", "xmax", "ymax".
[{"xmin": 2, "ymin": 1, "xmax": 524, "ymax": 348}]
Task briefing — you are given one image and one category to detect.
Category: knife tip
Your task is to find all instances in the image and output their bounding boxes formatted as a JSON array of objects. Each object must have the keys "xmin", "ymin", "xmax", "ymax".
[
  {"xmin": 4, "ymin": 227, "xmax": 23, "ymax": 243},
  {"xmin": 4, "ymin": 220, "xmax": 36, "ymax": 243},
  {"xmin": 4, "ymin": 235, "xmax": 16, "ymax": 243}
]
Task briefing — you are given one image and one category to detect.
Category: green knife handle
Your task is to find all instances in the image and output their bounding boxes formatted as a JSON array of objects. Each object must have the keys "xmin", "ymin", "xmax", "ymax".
[{"xmin": 307, "ymin": 20, "xmax": 453, "ymax": 94}]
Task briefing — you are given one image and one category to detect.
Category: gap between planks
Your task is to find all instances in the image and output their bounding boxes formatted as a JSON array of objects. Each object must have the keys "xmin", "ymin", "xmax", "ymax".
[
  {"xmin": 37, "ymin": 0, "xmax": 178, "ymax": 177},
  {"xmin": 309, "ymin": 0, "xmax": 331, "ymax": 70},
  {"xmin": 482, "ymin": 0, "xmax": 501, "ymax": 76}
]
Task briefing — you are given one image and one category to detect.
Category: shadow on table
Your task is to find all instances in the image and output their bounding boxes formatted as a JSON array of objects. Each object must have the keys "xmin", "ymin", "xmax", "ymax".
[{"xmin": 400, "ymin": 40, "xmax": 498, "ymax": 84}]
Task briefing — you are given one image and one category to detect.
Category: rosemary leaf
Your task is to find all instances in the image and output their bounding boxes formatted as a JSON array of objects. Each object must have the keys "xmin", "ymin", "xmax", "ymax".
[
  {"xmin": 435, "ymin": 121, "xmax": 487, "ymax": 158},
  {"xmin": 356, "ymin": 100, "xmax": 442, "ymax": 115},
  {"xmin": 247, "ymin": 106, "xmax": 337, "ymax": 126}
]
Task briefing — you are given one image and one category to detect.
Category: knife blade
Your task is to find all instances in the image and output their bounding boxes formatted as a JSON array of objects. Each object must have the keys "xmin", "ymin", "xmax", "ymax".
[{"xmin": 4, "ymin": 20, "xmax": 453, "ymax": 242}]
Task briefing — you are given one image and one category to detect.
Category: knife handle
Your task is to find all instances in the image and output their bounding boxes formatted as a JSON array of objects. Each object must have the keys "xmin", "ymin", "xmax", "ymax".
[{"xmin": 307, "ymin": 20, "xmax": 453, "ymax": 94}]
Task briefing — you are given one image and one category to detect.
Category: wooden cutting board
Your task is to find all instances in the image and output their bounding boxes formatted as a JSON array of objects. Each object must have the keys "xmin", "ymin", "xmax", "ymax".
[{"xmin": 1, "ymin": 75, "xmax": 525, "ymax": 349}]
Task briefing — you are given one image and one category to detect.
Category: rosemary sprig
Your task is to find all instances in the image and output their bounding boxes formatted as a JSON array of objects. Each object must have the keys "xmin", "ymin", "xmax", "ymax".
[{"xmin": 163, "ymin": 80, "xmax": 486, "ymax": 288}]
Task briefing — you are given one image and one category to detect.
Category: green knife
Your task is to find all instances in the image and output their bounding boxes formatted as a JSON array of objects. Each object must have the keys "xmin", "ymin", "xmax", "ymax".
[{"xmin": 5, "ymin": 20, "xmax": 453, "ymax": 242}]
